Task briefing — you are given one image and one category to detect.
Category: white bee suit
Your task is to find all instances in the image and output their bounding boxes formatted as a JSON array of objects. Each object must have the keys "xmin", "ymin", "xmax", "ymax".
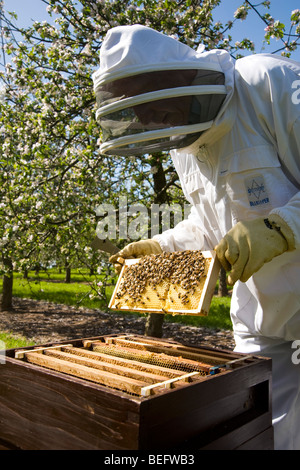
[
  {"xmin": 94, "ymin": 25, "xmax": 300, "ymax": 450},
  {"xmin": 154, "ymin": 53, "xmax": 300, "ymax": 450}
]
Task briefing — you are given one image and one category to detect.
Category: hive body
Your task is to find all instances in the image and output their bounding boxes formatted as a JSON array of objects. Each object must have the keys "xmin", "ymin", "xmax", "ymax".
[{"xmin": 0, "ymin": 334, "xmax": 273, "ymax": 450}]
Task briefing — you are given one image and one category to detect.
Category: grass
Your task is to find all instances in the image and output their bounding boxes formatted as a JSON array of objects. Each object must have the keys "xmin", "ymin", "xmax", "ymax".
[
  {"xmin": 11, "ymin": 276, "xmax": 109, "ymax": 310},
  {"xmin": 0, "ymin": 331, "xmax": 35, "ymax": 350},
  {"xmin": 0, "ymin": 269, "xmax": 232, "ymax": 349},
  {"xmin": 164, "ymin": 296, "xmax": 232, "ymax": 330},
  {"xmin": 12, "ymin": 269, "xmax": 113, "ymax": 308}
]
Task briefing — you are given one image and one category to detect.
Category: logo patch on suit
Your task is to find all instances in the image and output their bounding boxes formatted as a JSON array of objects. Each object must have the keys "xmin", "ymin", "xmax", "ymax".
[{"xmin": 245, "ymin": 175, "xmax": 270, "ymax": 207}]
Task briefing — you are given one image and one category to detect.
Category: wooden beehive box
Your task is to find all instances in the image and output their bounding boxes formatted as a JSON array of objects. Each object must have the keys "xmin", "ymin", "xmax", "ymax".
[{"xmin": 0, "ymin": 334, "xmax": 273, "ymax": 450}]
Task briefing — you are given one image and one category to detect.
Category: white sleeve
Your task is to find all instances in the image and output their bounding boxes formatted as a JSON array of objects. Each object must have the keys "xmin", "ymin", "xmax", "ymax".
[
  {"xmin": 270, "ymin": 194, "xmax": 300, "ymax": 249},
  {"xmin": 270, "ymin": 117, "xmax": 300, "ymax": 249},
  {"xmin": 153, "ymin": 205, "xmax": 210, "ymax": 252}
]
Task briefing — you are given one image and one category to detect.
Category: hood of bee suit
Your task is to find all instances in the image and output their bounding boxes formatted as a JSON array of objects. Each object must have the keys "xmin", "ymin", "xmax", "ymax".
[{"xmin": 92, "ymin": 24, "xmax": 235, "ymax": 156}]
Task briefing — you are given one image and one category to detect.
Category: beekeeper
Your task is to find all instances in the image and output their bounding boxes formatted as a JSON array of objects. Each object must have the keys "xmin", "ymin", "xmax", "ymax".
[{"xmin": 93, "ymin": 24, "xmax": 300, "ymax": 450}]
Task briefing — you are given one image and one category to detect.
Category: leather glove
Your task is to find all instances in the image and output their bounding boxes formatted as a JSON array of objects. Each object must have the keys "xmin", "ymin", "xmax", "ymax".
[
  {"xmin": 215, "ymin": 214, "xmax": 295, "ymax": 285},
  {"xmin": 109, "ymin": 239, "xmax": 162, "ymax": 273}
]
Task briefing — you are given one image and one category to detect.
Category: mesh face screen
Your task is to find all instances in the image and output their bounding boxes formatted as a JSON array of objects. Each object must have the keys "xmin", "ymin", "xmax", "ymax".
[{"xmin": 95, "ymin": 69, "xmax": 226, "ymax": 155}]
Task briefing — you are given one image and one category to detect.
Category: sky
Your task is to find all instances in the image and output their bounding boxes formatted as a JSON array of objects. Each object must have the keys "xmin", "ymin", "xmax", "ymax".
[
  {"xmin": 2, "ymin": 0, "xmax": 300, "ymax": 62},
  {"xmin": 214, "ymin": 0, "xmax": 300, "ymax": 60}
]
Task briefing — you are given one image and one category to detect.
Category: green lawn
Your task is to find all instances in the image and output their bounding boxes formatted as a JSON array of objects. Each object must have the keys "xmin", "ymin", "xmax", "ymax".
[
  {"xmin": 0, "ymin": 269, "xmax": 232, "ymax": 349},
  {"xmin": 11, "ymin": 275, "xmax": 110, "ymax": 310},
  {"xmin": 0, "ymin": 331, "xmax": 35, "ymax": 350}
]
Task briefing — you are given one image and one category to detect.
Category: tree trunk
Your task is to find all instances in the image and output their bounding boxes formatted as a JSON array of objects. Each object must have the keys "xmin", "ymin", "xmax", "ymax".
[
  {"xmin": 65, "ymin": 265, "xmax": 71, "ymax": 283},
  {"xmin": 218, "ymin": 266, "xmax": 229, "ymax": 297},
  {"xmin": 145, "ymin": 313, "xmax": 164, "ymax": 338},
  {"xmin": 144, "ymin": 154, "xmax": 169, "ymax": 338},
  {"xmin": 1, "ymin": 258, "xmax": 13, "ymax": 311}
]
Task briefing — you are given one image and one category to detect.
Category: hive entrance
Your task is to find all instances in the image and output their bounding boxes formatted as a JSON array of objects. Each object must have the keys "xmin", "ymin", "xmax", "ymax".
[
  {"xmin": 15, "ymin": 335, "xmax": 244, "ymax": 397},
  {"xmin": 109, "ymin": 250, "xmax": 220, "ymax": 315}
]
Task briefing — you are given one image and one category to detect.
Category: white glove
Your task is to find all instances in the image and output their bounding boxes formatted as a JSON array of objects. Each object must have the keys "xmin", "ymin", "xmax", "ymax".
[
  {"xmin": 215, "ymin": 214, "xmax": 295, "ymax": 285},
  {"xmin": 109, "ymin": 239, "xmax": 162, "ymax": 273}
]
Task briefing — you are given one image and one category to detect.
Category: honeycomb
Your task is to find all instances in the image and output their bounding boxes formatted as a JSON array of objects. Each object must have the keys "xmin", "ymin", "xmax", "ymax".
[{"xmin": 110, "ymin": 250, "xmax": 213, "ymax": 314}]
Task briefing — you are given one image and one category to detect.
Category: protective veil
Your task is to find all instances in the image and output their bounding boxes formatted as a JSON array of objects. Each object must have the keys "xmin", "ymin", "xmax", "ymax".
[{"xmin": 93, "ymin": 25, "xmax": 230, "ymax": 155}]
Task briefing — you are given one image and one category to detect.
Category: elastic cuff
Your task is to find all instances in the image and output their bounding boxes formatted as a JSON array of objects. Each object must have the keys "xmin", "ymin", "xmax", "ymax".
[
  {"xmin": 152, "ymin": 236, "xmax": 170, "ymax": 252},
  {"xmin": 267, "ymin": 213, "xmax": 295, "ymax": 251}
]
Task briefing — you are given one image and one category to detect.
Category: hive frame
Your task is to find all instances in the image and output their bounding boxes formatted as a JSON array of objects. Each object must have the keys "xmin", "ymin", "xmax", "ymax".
[
  {"xmin": 109, "ymin": 250, "xmax": 220, "ymax": 316},
  {"xmin": 14, "ymin": 335, "xmax": 223, "ymax": 397}
]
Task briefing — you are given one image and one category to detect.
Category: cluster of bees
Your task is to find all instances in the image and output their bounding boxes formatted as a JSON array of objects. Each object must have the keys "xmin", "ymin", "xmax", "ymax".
[{"xmin": 113, "ymin": 250, "xmax": 208, "ymax": 311}]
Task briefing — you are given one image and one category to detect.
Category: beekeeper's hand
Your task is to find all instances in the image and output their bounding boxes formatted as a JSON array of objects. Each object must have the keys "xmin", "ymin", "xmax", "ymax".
[
  {"xmin": 109, "ymin": 239, "xmax": 162, "ymax": 273},
  {"xmin": 215, "ymin": 215, "xmax": 295, "ymax": 285}
]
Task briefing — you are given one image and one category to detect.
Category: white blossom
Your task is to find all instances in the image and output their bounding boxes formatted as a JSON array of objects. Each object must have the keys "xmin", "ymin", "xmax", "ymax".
[{"xmin": 0, "ymin": 86, "xmax": 6, "ymax": 103}]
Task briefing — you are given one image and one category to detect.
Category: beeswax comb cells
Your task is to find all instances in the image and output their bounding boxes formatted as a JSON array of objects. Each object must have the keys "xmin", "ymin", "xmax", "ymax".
[{"xmin": 109, "ymin": 250, "xmax": 220, "ymax": 316}]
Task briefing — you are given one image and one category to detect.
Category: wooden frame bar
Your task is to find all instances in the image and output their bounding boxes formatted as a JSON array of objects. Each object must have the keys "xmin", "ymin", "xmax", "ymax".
[
  {"xmin": 16, "ymin": 336, "xmax": 213, "ymax": 396},
  {"xmin": 141, "ymin": 372, "xmax": 200, "ymax": 397}
]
